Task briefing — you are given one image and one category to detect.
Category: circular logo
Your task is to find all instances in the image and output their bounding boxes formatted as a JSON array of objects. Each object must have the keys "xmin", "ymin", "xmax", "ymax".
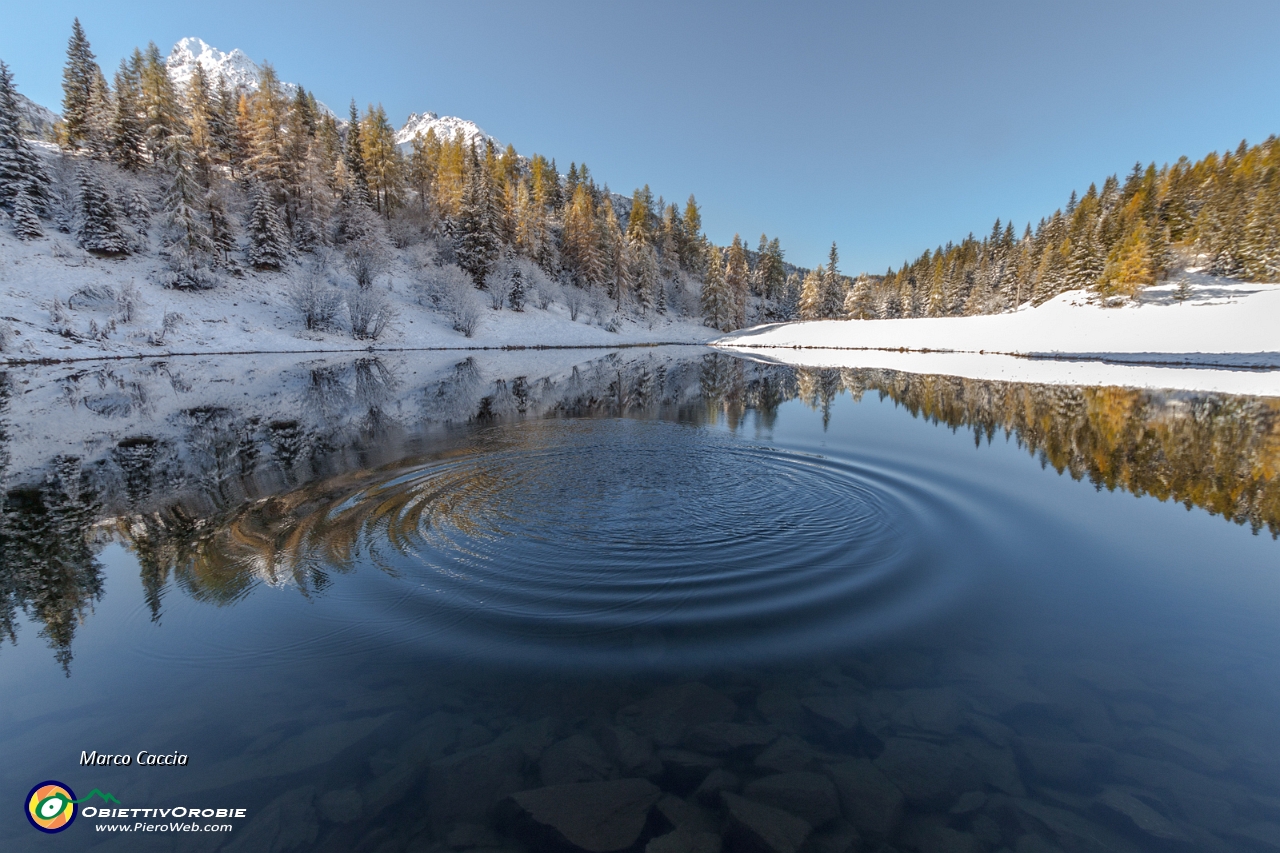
[{"xmin": 26, "ymin": 781, "xmax": 77, "ymax": 833}]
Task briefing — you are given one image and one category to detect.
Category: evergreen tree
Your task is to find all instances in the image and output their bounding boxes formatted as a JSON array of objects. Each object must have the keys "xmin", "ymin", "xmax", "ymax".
[
  {"xmin": 11, "ymin": 186, "xmax": 43, "ymax": 239},
  {"xmin": 109, "ymin": 58, "xmax": 145, "ymax": 170},
  {"xmin": 509, "ymin": 266, "xmax": 525, "ymax": 311},
  {"xmin": 821, "ymin": 242, "xmax": 845, "ymax": 318},
  {"xmin": 633, "ymin": 242, "xmax": 660, "ymax": 314},
  {"xmin": 681, "ymin": 194, "xmax": 704, "ymax": 271},
  {"xmin": 701, "ymin": 246, "xmax": 733, "ymax": 330},
  {"xmin": 343, "ymin": 100, "xmax": 371, "ymax": 206},
  {"xmin": 456, "ymin": 149, "xmax": 500, "ymax": 287},
  {"xmin": 779, "ymin": 271, "xmax": 802, "ymax": 320},
  {"xmin": 60, "ymin": 19, "xmax": 99, "ymax": 148},
  {"xmin": 245, "ymin": 182, "xmax": 290, "ymax": 270},
  {"xmin": 725, "ymin": 234, "xmax": 750, "ymax": 326},
  {"xmin": 0, "ymin": 61, "xmax": 53, "ymax": 215},
  {"xmin": 75, "ymin": 163, "xmax": 129, "ymax": 255},
  {"xmin": 844, "ymin": 274, "xmax": 875, "ymax": 319}
]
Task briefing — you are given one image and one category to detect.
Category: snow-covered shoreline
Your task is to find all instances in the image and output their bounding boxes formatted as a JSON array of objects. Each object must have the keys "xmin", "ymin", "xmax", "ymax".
[{"xmin": 715, "ymin": 275, "xmax": 1280, "ymax": 396}]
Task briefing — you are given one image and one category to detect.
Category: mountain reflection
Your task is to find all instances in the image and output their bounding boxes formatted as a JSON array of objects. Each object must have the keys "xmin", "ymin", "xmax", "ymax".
[{"xmin": 0, "ymin": 352, "xmax": 1277, "ymax": 670}]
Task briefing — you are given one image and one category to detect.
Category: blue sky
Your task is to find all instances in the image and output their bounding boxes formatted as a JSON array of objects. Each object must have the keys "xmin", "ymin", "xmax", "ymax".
[{"xmin": 4, "ymin": 1, "xmax": 1279, "ymax": 272}]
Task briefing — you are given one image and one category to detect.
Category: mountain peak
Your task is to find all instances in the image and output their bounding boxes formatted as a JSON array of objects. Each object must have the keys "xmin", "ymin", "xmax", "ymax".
[
  {"xmin": 395, "ymin": 112, "xmax": 497, "ymax": 151},
  {"xmin": 167, "ymin": 37, "xmax": 264, "ymax": 92}
]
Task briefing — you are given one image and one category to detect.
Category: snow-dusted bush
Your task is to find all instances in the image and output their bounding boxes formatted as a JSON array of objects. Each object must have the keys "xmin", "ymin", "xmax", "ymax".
[
  {"xmin": 534, "ymin": 276, "xmax": 558, "ymax": 311},
  {"xmin": 115, "ymin": 281, "xmax": 142, "ymax": 324},
  {"xmin": 48, "ymin": 298, "xmax": 74, "ymax": 337},
  {"xmin": 419, "ymin": 263, "xmax": 484, "ymax": 337},
  {"xmin": 155, "ymin": 251, "xmax": 220, "ymax": 290},
  {"xmin": 345, "ymin": 236, "xmax": 389, "ymax": 290},
  {"xmin": 0, "ymin": 323, "xmax": 12, "ymax": 352},
  {"xmin": 564, "ymin": 283, "xmax": 587, "ymax": 321},
  {"xmin": 148, "ymin": 311, "xmax": 183, "ymax": 346},
  {"xmin": 387, "ymin": 207, "xmax": 435, "ymax": 249},
  {"xmin": 286, "ymin": 273, "xmax": 344, "ymax": 331},
  {"xmin": 486, "ymin": 258, "xmax": 515, "ymax": 310},
  {"xmin": 68, "ymin": 283, "xmax": 116, "ymax": 309},
  {"xmin": 348, "ymin": 287, "xmax": 396, "ymax": 340}
]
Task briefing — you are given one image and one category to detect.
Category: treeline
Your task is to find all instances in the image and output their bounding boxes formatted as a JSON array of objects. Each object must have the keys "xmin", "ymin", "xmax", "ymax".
[
  {"xmin": 835, "ymin": 138, "xmax": 1280, "ymax": 322},
  {"xmin": 0, "ymin": 20, "xmax": 819, "ymax": 330}
]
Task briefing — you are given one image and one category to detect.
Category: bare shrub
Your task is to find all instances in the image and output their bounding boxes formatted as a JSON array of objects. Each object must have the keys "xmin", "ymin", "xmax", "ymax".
[
  {"xmin": 286, "ymin": 273, "xmax": 344, "ymax": 331},
  {"xmin": 348, "ymin": 287, "xmax": 396, "ymax": 340},
  {"xmin": 67, "ymin": 283, "xmax": 116, "ymax": 309},
  {"xmin": 48, "ymin": 298, "xmax": 75, "ymax": 337},
  {"xmin": 418, "ymin": 263, "xmax": 484, "ymax": 337},
  {"xmin": 345, "ymin": 237, "xmax": 389, "ymax": 290},
  {"xmin": 564, "ymin": 283, "xmax": 587, "ymax": 321}
]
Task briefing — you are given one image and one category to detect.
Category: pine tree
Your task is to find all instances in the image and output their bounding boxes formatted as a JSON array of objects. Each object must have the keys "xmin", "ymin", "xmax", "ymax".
[
  {"xmin": 12, "ymin": 186, "xmax": 43, "ymax": 239},
  {"xmin": 456, "ymin": 149, "xmax": 500, "ymax": 287},
  {"xmin": 343, "ymin": 100, "xmax": 371, "ymax": 207},
  {"xmin": 509, "ymin": 266, "xmax": 525, "ymax": 311},
  {"xmin": 75, "ymin": 163, "xmax": 129, "ymax": 254},
  {"xmin": 701, "ymin": 246, "xmax": 734, "ymax": 330},
  {"xmin": 681, "ymin": 195, "xmax": 704, "ymax": 271},
  {"xmin": 246, "ymin": 182, "xmax": 290, "ymax": 270},
  {"xmin": 779, "ymin": 272, "xmax": 802, "ymax": 320},
  {"xmin": 844, "ymin": 274, "xmax": 874, "ymax": 319},
  {"xmin": 725, "ymin": 234, "xmax": 750, "ymax": 326},
  {"xmin": 0, "ymin": 61, "xmax": 53, "ymax": 215},
  {"xmin": 109, "ymin": 58, "xmax": 145, "ymax": 170},
  {"xmin": 633, "ymin": 242, "xmax": 660, "ymax": 314},
  {"xmin": 60, "ymin": 19, "xmax": 99, "ymax": 148},
  {"xmin": 821, "ymin": 243, "xmax": 845, "ymax": 318}
]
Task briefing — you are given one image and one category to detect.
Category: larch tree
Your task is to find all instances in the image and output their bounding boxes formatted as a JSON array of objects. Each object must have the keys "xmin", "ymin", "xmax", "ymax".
[{"xmin": 701, "ymin": 246, "xmax": 734, "ymax": 331}]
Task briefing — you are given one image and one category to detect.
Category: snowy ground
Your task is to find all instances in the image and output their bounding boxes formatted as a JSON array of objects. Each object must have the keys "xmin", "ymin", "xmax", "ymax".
[
  {"xmin": 717, "ymin": 274, "xmax": 1280, "ymax": 396},
  {"xmin": 0, "ymin": 228, "xmax": 715, "ymax": 365}
]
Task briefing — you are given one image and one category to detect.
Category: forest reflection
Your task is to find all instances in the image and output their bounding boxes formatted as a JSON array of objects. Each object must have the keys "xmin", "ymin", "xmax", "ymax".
[{"xmin": 0, "ymin": 353, "xmax": 1276, "ymax": 671}]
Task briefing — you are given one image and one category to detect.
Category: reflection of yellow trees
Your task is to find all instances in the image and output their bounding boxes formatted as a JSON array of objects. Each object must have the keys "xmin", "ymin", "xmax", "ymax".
[{"xmin": 802, "ymin": 367, "xmax": 1280, "ymax": 536}]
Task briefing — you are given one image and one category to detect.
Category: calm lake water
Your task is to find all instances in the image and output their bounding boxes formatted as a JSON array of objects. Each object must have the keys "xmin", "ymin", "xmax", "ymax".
[{"xmin": 1, "ymin": 349, "xmax": 1278, "ymax": 853}]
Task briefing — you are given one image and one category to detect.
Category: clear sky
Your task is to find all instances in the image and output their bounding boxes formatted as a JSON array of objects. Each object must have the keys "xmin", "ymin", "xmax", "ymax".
[{"xmin": 3, "ymin": 1, "xmax": 1279, "ymax": 272}]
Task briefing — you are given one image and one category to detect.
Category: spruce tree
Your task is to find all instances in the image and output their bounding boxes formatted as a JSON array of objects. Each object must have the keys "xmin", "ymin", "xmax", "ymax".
[
  {"xmin": 12, "ymin": 186, "xmax": 43, "ymax": 239},
  {"xmin": 821, "ymin": 242, "xmax": 845, "ymax": 318},
  {"xmin": 779, "ymin": 272, "xmax": 802, "ymax": 320},
  {"xmin": 725, "ymin": 234, "xmax": 750, "ymax": 326},
  {"xmin": 701, "ymin": 246, "xmax": 733, "ymax": 330},
  {"xmin": 75, "ymin": 163, "xmax": 129, "ymax": 254},
  {"xmin": 246, "ymin": 182, "xmax": 290, "ymax": 270},
  {"xmin": 343, "ymin": 100, "xmax": 371, "ymax": 206},
  {"xmin": 509, "ymin": 266, "xmax": 525, "ymax": 311},
  {"xmin": 109, "ymin": 58, "xmax": 145, "ymax": 170},
  {"xmin": 456, "ymin": 150, "xmax": 499, "ymax": 287},
  {"xmin": 60, "ymin": 19, "xmax": 99, "ymax": 148},
  {"xmin": 0, "ymin": 61, "xmax": 53, "ymax": 215},
  {"xmin": 681, "ymin": 195, "xmax": 704, "ymax": 270}
]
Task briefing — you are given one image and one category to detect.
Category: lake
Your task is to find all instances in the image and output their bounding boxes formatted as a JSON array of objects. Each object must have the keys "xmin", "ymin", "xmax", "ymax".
[{"xmin": 1, "ymin": 348, "xmax": 1278, "ymax": 853}]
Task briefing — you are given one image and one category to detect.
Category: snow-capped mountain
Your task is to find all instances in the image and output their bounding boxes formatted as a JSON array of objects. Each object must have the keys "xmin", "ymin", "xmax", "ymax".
[
  {"xmin": 394, "ymin": 112, "xmax": 497, "ymax": 151},
  {"xmin": 15, "ymin": 92, "xmax": 57, "ymax": 139},
  {"xmin": 165, "ymin": 37, "xmax": 333, "ymax": 115}
]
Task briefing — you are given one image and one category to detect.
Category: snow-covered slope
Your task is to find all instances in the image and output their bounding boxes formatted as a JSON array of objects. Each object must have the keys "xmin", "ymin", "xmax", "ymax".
[
  {"xmin": 14, "ymin": 92, "xmax": 57, "ymax": 140},
  {"xmin": 717, "ymin": 275, "xmax": 1280, "ymax": 396},
  {"xmin": 394, "ymin": 112, "xmax": 496, "ymax": 150}
]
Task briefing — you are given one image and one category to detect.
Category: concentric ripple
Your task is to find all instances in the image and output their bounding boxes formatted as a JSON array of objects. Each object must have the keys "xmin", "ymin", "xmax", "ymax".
[{"xmin": 177, "ymin": 418, "xmax": 985, "ymax": 669}]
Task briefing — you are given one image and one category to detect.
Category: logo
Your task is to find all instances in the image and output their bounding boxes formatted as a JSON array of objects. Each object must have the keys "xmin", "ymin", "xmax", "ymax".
[
  {"xmin": 25, "ymin": 783, "xmax": 119, "ymax": 833},
  {"xmin": 26, "ymin": 781, "xmax": 76, "ymax": 833}
]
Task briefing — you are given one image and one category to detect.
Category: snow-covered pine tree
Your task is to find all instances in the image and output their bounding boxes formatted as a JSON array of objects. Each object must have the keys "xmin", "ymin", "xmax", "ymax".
[
  {"xmin": 0, "ymin": 61, "xmax": 54, "ymax": 216},
  {"xmin": 343, "ymin": 100, "xmax": 372, "ymax": 207},
  {"xmin": 633, "ymin": 242, "xmax": 660, "ymax": 314},
  {"xmin": 701, "ymin": 246, "xmax": 734, "ymax": 331},
  {"xmin": 844, "ymin": 274, "xmax": 874, "ymax": 319},
  {"xmin": 681, "ymin": 195, "xmax": 704, "ymax": 272},
  {"xmin": 821, "ymin": 243, "xmax": 845, "ymax": 318},
  {"xmin": 246, "ymin": 182, "xmax": 290, "ymax": 270},
  {"xmin": 456, "ymin": 150, "xmax": 500, "ymax": 288},
  {"xmin": 509, "ymin": 265, "xmax": 525, "ymax": 311},
  {"xmin": 60, "ymin": 19, "xmax": 99, "ymax": 148},
  {"xmin": 725, "ymin": 234, "xmax": 749, "ymax": 326},
  {"xmin": 161, "ymin": 136, "xmax": 216, "ymax": 284},
  {"xmin": 779, "ymin": 271, "xmax": 802, "ymax": 320},
  {"xmin": 75, "ymin": 162, "xmax": 129, "ymax": 254},
  {"xmin": 109, "ymin": 58, "xmax": 145, "ymax": 170},
  {"xmin": 12, "ymin": 186, "xmax": 43, "ymax": 239}
]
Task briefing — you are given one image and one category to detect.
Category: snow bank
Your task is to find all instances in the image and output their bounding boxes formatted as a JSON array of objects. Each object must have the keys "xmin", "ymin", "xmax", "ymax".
[{"xmin": 716, "ymin": 275, "xmax": 1280, "ymax": 396}]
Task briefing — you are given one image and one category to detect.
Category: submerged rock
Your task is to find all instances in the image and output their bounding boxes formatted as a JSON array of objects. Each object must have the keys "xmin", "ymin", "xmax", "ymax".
[
  {"xmin": 540, "ymin": 733, "xmax": 614, "ymax": 785},
  {"xmin": 720, "ymin": 791, "xmax": 812, "ymax": 853},
  {"xmin": 1095, "ymin": 786, "xmax": 1189, "ymax": 842},
  {"xmin": 742, "ymin": 771, "xmax": 840, "ymax": 828},
  {"xmin": 618, "ymin": 683, "xmax": 737, "ymax": 747},
  {"xmin": 825, "ymin": 759, "xmax": 904, "ymax": 838},
  {"xmin": 222, "ymin": 785, "xmax": 318, "ymax": 853},
  {"xmin": 505, "ymin": 778, "xmax": 662, "ymax": 853},
  {"xmin": 317, "ymin": 788, "xmax": 362, "ymax": 824},
  {"xmin": 646, "ymin": 826, "xmax": 722, "ymax": 853},
  {"xmin": 754, "ymin": 736, "xmax": 820, "ymax": 773},
  {"xmin": 428, "ymin": 744, "xmax": 527, "ymax": 830}
]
